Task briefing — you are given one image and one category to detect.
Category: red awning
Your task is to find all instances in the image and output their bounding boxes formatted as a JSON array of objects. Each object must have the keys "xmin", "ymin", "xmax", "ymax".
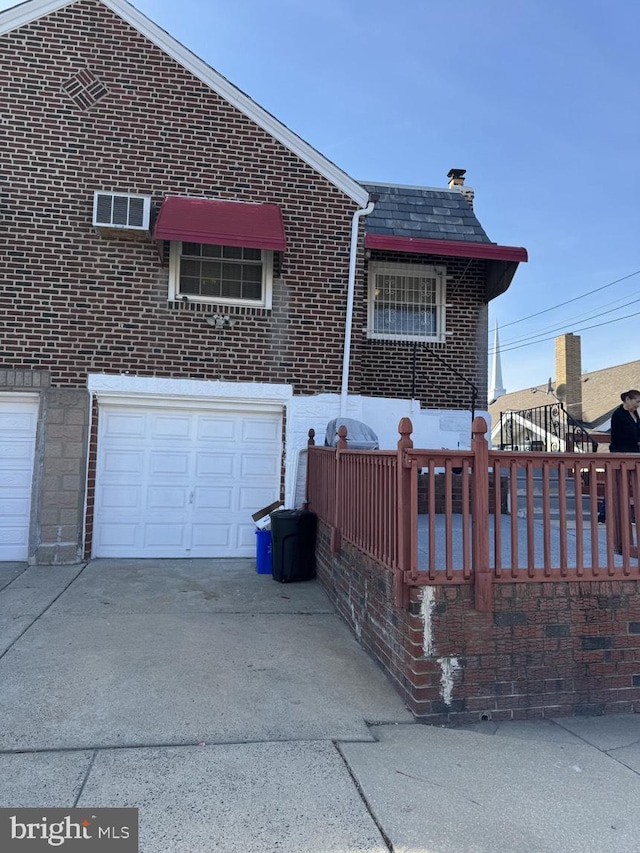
[
  {"xmin": 154, "ymin": 196, "xmax": 286, "ymax": 251},
  {"xmin": 364, "ymin": 233, "xmax": 528, "ymax": 263}
]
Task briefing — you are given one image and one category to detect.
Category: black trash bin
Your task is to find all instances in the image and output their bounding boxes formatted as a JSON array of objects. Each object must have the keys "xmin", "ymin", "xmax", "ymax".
[{"xmin": 270, "ymin": 509, "xmax": 317, "ymax": 583}]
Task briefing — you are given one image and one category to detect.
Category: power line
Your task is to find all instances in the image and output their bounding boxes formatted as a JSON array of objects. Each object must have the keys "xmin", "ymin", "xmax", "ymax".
[
  {"xmin": 490, "ymin": 294, "xmax": 640, "ymax": 353},
  {"xmin": 497, "ymin": 269, "xmax": 640, "ymax": 330},
  {"xmin": 495, "ymin": 289, "xmax": 640, "ymax": 349},
  {"xmin": 495, "ymin": 306, "xmax": 640, "ymax": 354}
]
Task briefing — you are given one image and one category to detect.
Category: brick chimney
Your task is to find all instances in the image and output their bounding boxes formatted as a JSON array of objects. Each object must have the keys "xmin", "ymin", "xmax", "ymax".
[
  {"xmin": 555, "ymin": 333, "xmax": 582, "ymax": 421},
  {"xmin": 447, "ymin": 168, "xmax": 474, "ymax": 208}
]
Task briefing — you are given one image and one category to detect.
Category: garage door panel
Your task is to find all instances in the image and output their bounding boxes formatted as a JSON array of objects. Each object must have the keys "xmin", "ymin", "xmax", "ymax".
[
  {"xmin": 149, "ymin": 452, "xmax": 190, "ymax": 476},
  {"xmin": 0, "ymin": 526, "xmax": 30, "ymax": 546},
  {"xmin": 151, "ymin": 414, "xmax": 192, "ymax": 440},
  {"xmin": 0, "ymin": 411, "xmax": 37, "ymax": 433},
  {"xmin": 197, "ymin": 417, "xmax": 237, "ymax": 442},
  {"xmin": 238, "ymin": 486, "xmax": 277, "ymax": 512},
  {"xmin": 195, "ymin": 452, "xmax": 236, "ymax": 477},
  {"xmin": 0, "ymin": 396, "xmax": 38, "ymax": 560},
  {"xmin": 94, "ymin": 403, "xmax": 282, "ymax": 558},
  {"xmin": 143, "ymin": 524, "xmax": 189, "ymax": 548},
  {"xmin": 240, "ymin": 453, "xmax": 279, "ymax": 477},
  {"xmin": 101, "ymin": 450, "xmax": 144, "ymax": 476},
  {"xmin": 97, "ymin": 485, "xmax": 141, "ymax": 510},
  {"xmin": 0, "ymin": 496, "xmax": 30, "ymax": 515},
  {"xmin": 237, "ymin": 523, "xmax": 259, "ymax": 548},
  {"xmin": 146, "ymin": 486, "xmax": 190, "ymax": 510},
  {"xmin": 0, "ymin": 439, "xmax": 35, "ymax": 463},
  {"xmin": 190, "ymin": 524, "xmax": 233, "ymax": 548},
  {"xmin": 95, "ymin": 523, "xmax": 139, "ymax": 548},
  {"xmin": 102, "ymin": 412, "xmax": 147, "ymax": 438},
  {"xmin": 193, "ymin": 487, "xmax": 233, "ymax": 510},
  {"xmin": 241, "ymin": 417, "xmax": 281, "ymax": 443},
  {"xmin": 0, "ymin": 470, "xmax": 33, "ymax": 488}
]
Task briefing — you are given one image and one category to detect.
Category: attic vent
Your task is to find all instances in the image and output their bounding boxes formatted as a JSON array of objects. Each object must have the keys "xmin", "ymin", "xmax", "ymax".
[
  {"xmin": 93, "ymin": 192, "xmax": 151, "ymax": 231},
  {"xmin": 62, "ymin": 67, "xmax": 109, "ymax": 110}
]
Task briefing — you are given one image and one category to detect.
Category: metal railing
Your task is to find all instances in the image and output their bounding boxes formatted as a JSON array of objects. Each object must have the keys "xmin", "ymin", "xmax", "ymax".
[
  {"xmin": 499, "ymin": 402, "xmax": 597, "ymax": 452},
  {"xmin": 306, "ymin": 418, "xmax": 640, "ymax": 612}
]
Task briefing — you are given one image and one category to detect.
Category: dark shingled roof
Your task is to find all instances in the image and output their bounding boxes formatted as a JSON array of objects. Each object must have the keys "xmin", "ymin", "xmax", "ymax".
[{"xmin": 361, "ymin": 182, "xmax": 492, "ymax": 244}]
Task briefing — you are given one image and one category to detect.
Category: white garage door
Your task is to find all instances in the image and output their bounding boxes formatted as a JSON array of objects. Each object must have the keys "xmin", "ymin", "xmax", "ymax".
[
  {"xmin": 0, "ymin": 394, "xmax": 39, "ymax": 561},
  {"xmin": 93, "ymin": 403, "xmax": 282, "ymax": 558}
]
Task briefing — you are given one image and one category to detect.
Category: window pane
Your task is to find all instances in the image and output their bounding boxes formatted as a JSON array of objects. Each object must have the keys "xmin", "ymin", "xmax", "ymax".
[
  {"xmin": 200, "ymin": 277, "xmax": 221, "ymax": 297},
  {"xmin": 243, "ymin": 265, "xmax": 262, "ymax": 283},
  {"xmin": 180, "ymin": 277, "xmax": 200, "ymax": 295},
  {"xmin": 243, "ymin": 248, "xmax": 262, "ymax": 261},
  {"xmin": 200, "ymin": 244, "xmax": 222, "ymax": 258},
  {"xmin": 178, "ymin": 246, "xmax": 265, "ymax": 303},
  {"xmin": 222, "ymin": 263, "xmax": 241, "ymax": 281},
  {"xmin": 182, "ymin": 242, "xmax": 202, "ymax": 256},
  {"xmin": 181, "ymin": 259, "xmax": 201, "ymax": 278},
  {"xmin": 221, "ymin": 279, "xmax": 242, "ymax": 298},
  {"xmin": 242, "ymin": 281, "xmax": 262, "ymax": 300},
  {"xmin": 374, "ymin": 306, "xmax": 435, "ymax": 336}
]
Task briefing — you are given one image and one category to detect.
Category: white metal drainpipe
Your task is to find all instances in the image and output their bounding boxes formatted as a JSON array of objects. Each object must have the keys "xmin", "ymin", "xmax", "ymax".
[{"xmin": 340, "ymin": 198, "xmax": 376, "ymax": 417}]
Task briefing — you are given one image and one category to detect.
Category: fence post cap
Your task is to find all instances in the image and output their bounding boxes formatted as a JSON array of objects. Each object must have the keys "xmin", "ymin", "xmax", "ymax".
[
  {"xmin": 472, "ymin": 416, "xmax": 488, "ymax": 435},
  {"xmin": 398, "ymin": 417, "xmax": 414, "ymax": 449}
]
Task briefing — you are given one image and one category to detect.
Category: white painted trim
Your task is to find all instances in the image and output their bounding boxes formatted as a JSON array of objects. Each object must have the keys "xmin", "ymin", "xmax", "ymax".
[
  {"xmin": 0, "ymin": 0, "xmax": 369, "ymax": 207},
  {"xmin": 88, "ymin": 373, "xmax": 293, "ymax": 407},
  {"xmin": 0, "ymin": 391, "xmax": 40, "ymax": 402},
  {"xmin": 93, "ymin": 392, "xmax": 286, "ymax": 414}
]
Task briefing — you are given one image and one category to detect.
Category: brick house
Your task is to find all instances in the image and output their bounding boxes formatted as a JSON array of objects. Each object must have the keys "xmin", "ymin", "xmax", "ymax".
[{"xmin": 0, "ymin": 0, "xmax": 527, "ymax": 564}]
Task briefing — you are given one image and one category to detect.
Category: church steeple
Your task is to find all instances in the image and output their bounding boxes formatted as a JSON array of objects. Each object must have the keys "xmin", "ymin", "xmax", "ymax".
[{"xmin": 489, "ymin": 322, "xmax": 506, "ymax": 403}]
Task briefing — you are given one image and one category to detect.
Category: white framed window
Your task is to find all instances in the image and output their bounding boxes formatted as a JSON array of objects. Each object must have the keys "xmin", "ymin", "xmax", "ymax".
[
  {"xmin": 169, "ymin": 242, "xmax": 273, "ymax": 308},
  {"xmin": 367, "ymin": 262, "xmax": 447, "ymax": 342}
]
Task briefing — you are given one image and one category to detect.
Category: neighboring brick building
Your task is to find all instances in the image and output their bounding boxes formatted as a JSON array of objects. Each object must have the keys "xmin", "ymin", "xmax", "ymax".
[{"xmin": 0, "ymin": 0, "xmax": 527, "ymax": 564}]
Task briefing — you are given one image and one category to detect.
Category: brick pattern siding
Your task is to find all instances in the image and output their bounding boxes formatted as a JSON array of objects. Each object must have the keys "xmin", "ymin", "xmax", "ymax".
[
  {"xmin": 1, "ymin": 0, "xmax": 489, "ymax": 402},
  {"xmin": 358, "ymin": 251, "xmax": 489, "ymax": 409},
  {"xmin": 316, "ymin": 520, "xmax": 640, "ymax": 721},
  {"xmin": 0, "ymin": 0, "xmax": 358, "ymax": 395},
  {"xmin": 1, "ymin": 0, "xmax": 493, "ymax": 562}
]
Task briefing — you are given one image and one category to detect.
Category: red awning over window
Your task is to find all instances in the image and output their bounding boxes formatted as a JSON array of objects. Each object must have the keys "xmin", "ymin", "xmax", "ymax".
[
  {"xmin": 364, "ymin": 233, "xmax": 528, "ymax": 263},
  {"xmin": 154, "ymin": 196, "xmax": 286, "ymax": 251}
]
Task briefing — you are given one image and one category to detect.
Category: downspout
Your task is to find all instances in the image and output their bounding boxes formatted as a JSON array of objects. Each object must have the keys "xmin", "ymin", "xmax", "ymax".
[{"xmin": 340, "ymin": 196, "xmax": 376, "ymax": 417}]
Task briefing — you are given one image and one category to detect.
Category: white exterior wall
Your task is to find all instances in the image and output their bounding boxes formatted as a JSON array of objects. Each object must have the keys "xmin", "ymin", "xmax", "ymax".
[{"xmin": 87, "ymin": 375, "xmax": 488, "ymax": 513}]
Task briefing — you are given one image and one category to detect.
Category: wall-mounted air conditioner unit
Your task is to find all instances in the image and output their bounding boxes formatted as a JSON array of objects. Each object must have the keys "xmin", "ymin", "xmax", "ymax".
[{"xmin": 92, "ymin": 191, "xmax": 151, "ymax": 231}]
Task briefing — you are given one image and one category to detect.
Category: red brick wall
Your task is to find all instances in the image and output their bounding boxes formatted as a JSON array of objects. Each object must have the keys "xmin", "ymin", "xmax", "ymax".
[
  {"xmin": 0, "ymin": 0, "xmax": 489, "ymax": 407},
  {"xmin": 0, "ymin": 0, "xmax": 359, "ymax": 394},
  {"xmin": 357, "ymin": 251, "xmax": 489, "ymax": 409},
  {"xmin": 316, "ymin": 520, "xmax": 640, "ymax": 721}
]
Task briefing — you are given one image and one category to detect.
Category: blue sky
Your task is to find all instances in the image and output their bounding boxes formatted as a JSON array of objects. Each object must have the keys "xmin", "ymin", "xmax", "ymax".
[{"xmin": 3, "ymin": 0, "xmax": 639, "ymax": 394}]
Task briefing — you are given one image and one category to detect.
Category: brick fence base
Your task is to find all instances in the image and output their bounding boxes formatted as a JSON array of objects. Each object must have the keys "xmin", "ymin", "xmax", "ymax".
[{"xmin": 315, "ymin": 520, "xmax": 640, "ymax": 722}]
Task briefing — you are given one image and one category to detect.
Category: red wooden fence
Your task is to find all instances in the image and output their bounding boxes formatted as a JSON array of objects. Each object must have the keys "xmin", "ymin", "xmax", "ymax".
[{"xmin": 306, "ymin": 417, "xmax": 640, "ymax": 611}]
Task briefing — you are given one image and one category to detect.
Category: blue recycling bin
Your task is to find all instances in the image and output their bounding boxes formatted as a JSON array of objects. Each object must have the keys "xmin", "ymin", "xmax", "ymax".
[{"xmin": 255, "ymin": 528, "xmax": 272, "ymax": 574}]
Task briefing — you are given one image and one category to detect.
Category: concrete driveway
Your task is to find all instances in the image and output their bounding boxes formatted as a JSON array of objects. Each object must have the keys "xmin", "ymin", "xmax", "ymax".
[{"xmin": 1, "ymin": 558, "xmax": 640, "ymax": 852}]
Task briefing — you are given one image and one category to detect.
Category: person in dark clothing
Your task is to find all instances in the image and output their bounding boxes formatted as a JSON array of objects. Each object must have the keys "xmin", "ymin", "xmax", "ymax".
[{"xmin": 609, "ymin": 389, "xmax": 640, "ymax": 453}]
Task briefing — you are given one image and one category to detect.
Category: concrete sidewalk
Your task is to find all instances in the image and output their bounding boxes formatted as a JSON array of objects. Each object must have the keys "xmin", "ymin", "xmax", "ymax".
[{"xmin": 1, "ymin": 559, "xmax": 639, "ymax": 852}]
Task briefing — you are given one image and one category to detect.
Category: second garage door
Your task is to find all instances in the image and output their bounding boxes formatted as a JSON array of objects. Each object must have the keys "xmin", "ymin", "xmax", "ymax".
[{"xmin": 93, "ymin": 402, "xmax": 282, "ymax": 558}]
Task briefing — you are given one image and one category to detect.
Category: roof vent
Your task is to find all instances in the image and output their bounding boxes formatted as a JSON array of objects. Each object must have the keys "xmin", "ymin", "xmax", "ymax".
[{"xmin": 92, "ymin": 191, "xmax": 151, "ymax": 231}]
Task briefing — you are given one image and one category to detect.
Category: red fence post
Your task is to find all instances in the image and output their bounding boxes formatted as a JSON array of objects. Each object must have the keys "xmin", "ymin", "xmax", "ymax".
[
  {"xmin": 396, "ymin": 417, "xmax": 414, "ymax": 608},
  {"xmin": 304, "ymin": 429, "xmax": 315, "ymax": 511},
  {"xmin": 471, "ymin": 416, "xmax": 492, "ymax": 612},
  {"xmin": 331, "ymin": 425, "xmax": 347, "ymax": 552}
]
